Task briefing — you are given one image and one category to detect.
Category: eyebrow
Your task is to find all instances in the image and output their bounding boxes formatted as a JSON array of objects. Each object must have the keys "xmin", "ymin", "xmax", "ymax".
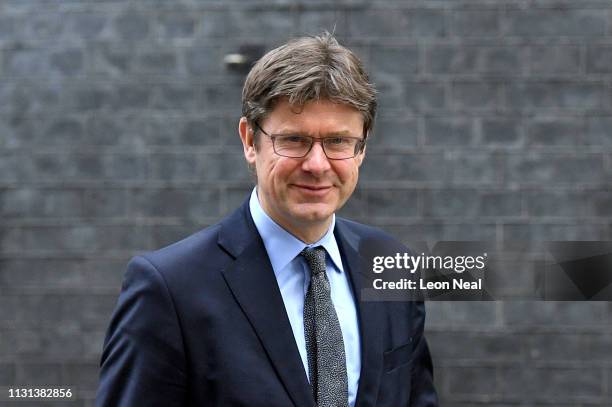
[{"xmin": 272, "ymin": 129, "xmax": 355, "ymax": 137}]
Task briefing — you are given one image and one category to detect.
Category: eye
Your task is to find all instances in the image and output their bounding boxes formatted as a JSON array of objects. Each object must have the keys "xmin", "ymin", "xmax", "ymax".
[
  {"xmin": 326, "ymin": 137, "xmax": 347, "ymax": 145},
  {"xmin": 286, "ymin": 135, "xmax": 305, "ymax": 143}
]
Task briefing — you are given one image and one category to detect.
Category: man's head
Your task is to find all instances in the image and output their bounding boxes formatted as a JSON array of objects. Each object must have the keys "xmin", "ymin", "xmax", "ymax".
[{"xmin": 238, "ymin": 33, "xmax": 377, "ymax": 242}]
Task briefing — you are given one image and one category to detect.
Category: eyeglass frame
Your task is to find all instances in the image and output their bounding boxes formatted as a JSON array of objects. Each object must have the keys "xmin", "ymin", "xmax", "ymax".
[{"xmin": 253, "ymin": 122, "xmax": 367, "ymax": 160}]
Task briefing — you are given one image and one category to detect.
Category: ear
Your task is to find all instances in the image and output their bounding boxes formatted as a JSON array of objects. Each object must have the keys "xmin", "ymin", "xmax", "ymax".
[
  {"xmin": 239, "ymin": 117, "xmax": 257, "ymax": 166},
  {"xmin": 355, "ymin": 143, "xmax": 366, "ymax": 167}
]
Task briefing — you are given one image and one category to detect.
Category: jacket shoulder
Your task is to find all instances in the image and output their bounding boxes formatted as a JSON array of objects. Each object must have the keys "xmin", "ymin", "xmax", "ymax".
[{"xmin": 138, "ymin": 222, "xmax": 224, "ymax": 276}]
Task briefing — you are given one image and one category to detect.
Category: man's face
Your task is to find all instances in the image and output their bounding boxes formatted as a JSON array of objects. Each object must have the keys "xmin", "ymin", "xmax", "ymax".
[{"xmin": 239, "ymin": 98, "xmax": 366, "ymax": 240}]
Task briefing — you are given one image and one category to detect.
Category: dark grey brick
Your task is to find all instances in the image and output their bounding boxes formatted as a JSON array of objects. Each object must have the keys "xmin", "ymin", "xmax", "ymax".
[
  {"xmin": 112, "ymin": 82, "xmax": 152, "ymax": 110},
  {"xmin": 180, "ymin": 119, "xmax": 222, "ymax": 146},
  {"xmin": 506, "ymin": 82, "xmax": 605, "ymax": 109},
  {"xmin": 481, "ymin": 117, "xmax": 522, "ymax": 146},
  {"xmin": 504, "ymin": 8, "xmax": 606, "ymax": 37},
  {"xmin": 498, "ymin": 366, "xmax": 603, "ymax": 399},
  {"xmin": 3, "ymin": 47, "xmax": 51, "ymax": 77},
  {"xmin": 0, "ymin": 15, "xmax": 20, "ymax": 41},
  {"xmin": 96, "ymin": 225, "xmax": 151, "ymax": 252},
  {"xmin": 224, "ymin": 185, "xmax": 255, "ymax": 213},
  {"xmin": 0, "ymin": 258, "xmax": 124, "ymax": 290},
  {"xmin": 298, "ymin": 10, "xmax": 348, "ymax": 37},
  {"xmin": 361, "ymin": 152, "xmax": 446, "ymax": 182},
  {"xmin": 0, "ymin": 363, "xmax": 15, "ymax": 384},
  {"xmin": 587, "ymin": 45, "xmax": 612, "ymax": 73},
  {"xmin": 422, "ymin": 188, "xmax": 480, "ymax": 218},
  {"xmin": 91, "ymin": 43, "xmax": 135, "ymax": 77},
  {"xmin": 485, "ymin": 256, "xmax": 538, "ymax": 298},
  {"xmin": 50, "ymin": 48, "xmax": 84, "ymax": 76},
  {"xmin": 451, "ymin": 9, "xmax": 499, "ymax": 37},
  {"xmin": 70, "ymin": 83, "xmax": 114, "ymax": 112},
  {"xmin": 151, "ymin": 224, "xmax": 202, "ymax": 249},
  {"xmin": 149, "ymin": 152, "xmax": 200, "ymax": 181},
  {"xmin": 429, "ymin": 46, "xmax": 521, "ymax": 75},
  {"xmin": 425, "ymin": 116, "xmax": 474, "ymax": 146},
  {"xmin": 585, "ymin": 116, "xmax": 612, "ymax": 146},
  {"xmin": 505, "ymin": 153, "xmax": 606, "ymax": 184},
  {"xmin": 442, "ymin": 222, "xmax": 497, "ymax": 241},
  {"xmin": 336, "ymin": 187, "xmax": 366, "ymax": 219},
  {"xmin": 349, "ymin": 8, "xmax": 445, "ymax": 38},
  {"xmin": 217, "ymin": 153, "xmax": 252, "ymax": 182},
  {"xmin": 200, "ymin": 9, "xmax": 295, "ymax": 39},
  {"xmin": 133, "ymin": 187, "xmax": 220, "ymax": 219},
  {"xmin": 525, "ymin": 189, "xmax": 584, "ymax": 217},
  {"xmin": 366, "ymin": 188, "xmax": 418, "ymax": 218},
  {"xmin": 68, "ymin": 11, "xmax": 108, "ymax": 40},
  {"xmin": 62, "ymin": 362, "xmax": 99, "ymax": 391},
  {"xmin": 113, "ymin": 9, "xmax": 150, "ymax": 41},
  {"xmin": 411, "ymin": 8, "xmax": 447, "ymax": 38},
  {"xmin": 427, "ymin": 302, "xmax": 497, "ymax": 327},
  {"xmin": 451, "ymin": 82, "xmax": 501, "ymax": 109},
  {"xmin": 185, "ymin": 46, "xmax": 221, "ymax": 76},
  {"xmin": 372, "ymin": 118, "xmax": 418, "ymax": 148},
  {"xmin": 449, "ymin": 151, "xmax": 501, "ymax": 184},
  {"xmin": 526, "ymin": 118, "xmax": 582, "ymax": 146},
  {"xmin": 107, "ymin": 153, "xmax": 148, "ymax": 181},
  {"xmin": 15, "ymin": 363, "xmax": 64, "ymax": 385},
  {"xmin": 45, "ymin": 117, "xmax": 86, "ymax": 145},
  {"xmin": 147, "ymin": 116, "xmax": 221, "ymax": 146},
  {"xmin": 481, "ymin": 190, "xmax": 522, "ymax": 217},
  {"xmin": 23, "ymin": 10, "xmax": 65, "ymax": 40},
  {"xmin": 157, "ymin": 11, "xmax": 197, "ymax": 39},
  {"xmin": 446, "ymin": 366, "xmax": 497, "ymax": 396},
  {"xmin": 370, "ymin": 45, "xmax": 419, "ymax": 76},
  {"xmin": 502, "ymin": 223, "xmax": 606, "ymax": 251},
  {"xmin": 427, "ymin": 331, "xmax": 525, "ymax": 361},
  {"xmin": 383, "ymin": 223, "xmax": 445, "ymax": 243},
  {"xmin": 151, "ymin": 81, "xmax": 200, "ymax": 111},
  {"xmin": 530, "ymin": 45, "xmax": 580, "ymax": 74},
  {"xmin": 528, "ymin": 334, "xmax": 612, "ymax": 362},
  {"xmin": 18, "ymin": 225, "xmax": 98, "ymax": 252},
  {"xmin": 86, "ymin": 113, "xmax": 147, "ymax": 146},
  {"xmin": 83, "ymin": 188, "xmax": 127, "ymax": 218},
  {"xmin": 588, "ymin": 189, "xmax": 612, "ymax": 217},
  {"xmin": 503, "ymin": 302, "xmax": 606, "ymax": 326},
  {"xmin": 202, "ymin": 84, "xmax": 242, "ymax": 112},
  {"xmin": 136, "ymin": 49, "xmax": 179, "ymax": 75},
  {"xmin": 404, "ymin": 81, "xmax": 446, "ymax": 112}
]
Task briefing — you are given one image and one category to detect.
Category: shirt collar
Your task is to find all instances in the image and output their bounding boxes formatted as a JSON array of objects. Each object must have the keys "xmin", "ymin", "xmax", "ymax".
[{"xmin": 249, "ymin": 187, "xmax": 344, "ymax": 277}]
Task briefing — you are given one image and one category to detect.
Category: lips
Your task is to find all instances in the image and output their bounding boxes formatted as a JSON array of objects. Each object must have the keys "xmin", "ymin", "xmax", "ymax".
[
  {"xmin": 293, "ymin": 184, "xmax": 332, "ymax": 190},
  {"xmin": 292, "ymin": 184, "xmax": 333, "ymax": 196}
]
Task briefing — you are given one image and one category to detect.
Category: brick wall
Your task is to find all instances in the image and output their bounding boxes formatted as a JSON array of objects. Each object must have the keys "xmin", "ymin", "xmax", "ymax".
[{"xmin": 0, "ymin": 1, "xmax": 611, "ymax": 405}]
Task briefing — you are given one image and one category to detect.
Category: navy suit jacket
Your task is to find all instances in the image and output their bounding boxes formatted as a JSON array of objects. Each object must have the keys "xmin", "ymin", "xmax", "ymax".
[{"xmin": 96, "ymin": 200, "xmax": 438, "ymax": 406}]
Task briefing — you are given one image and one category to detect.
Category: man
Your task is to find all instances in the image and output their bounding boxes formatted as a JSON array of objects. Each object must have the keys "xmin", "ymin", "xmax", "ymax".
[{"xmin": 96, "ymin": 33, "xmax": 438, "ymax": 407}]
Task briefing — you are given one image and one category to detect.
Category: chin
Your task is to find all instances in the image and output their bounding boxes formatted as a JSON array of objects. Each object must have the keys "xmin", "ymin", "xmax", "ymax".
[{"xmin": 290, "ymin": 203, "xmax": 335, "ymax": 223}]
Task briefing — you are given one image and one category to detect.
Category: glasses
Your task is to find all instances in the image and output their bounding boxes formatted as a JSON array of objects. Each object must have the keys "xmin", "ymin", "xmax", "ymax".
[{"xmin": 254, "ymin": 123, "xmax": 366, "ymax": 160}]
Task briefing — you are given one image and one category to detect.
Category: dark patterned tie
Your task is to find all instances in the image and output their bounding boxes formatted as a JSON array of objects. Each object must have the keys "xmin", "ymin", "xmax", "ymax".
[{"xmin": 301, "ymin": 246, "xmax": 348, "ymax": 407}]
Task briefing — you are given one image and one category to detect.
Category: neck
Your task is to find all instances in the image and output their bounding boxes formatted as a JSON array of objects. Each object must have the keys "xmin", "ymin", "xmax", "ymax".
[{"xmin": 282, "ymin": 217, "xmax": 332, "ymax": 244}]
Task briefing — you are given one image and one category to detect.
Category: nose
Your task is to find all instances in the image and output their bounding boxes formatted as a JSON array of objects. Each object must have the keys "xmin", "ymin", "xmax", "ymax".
[{"xmin": 301, "ymin": 141, "xmax": 331, "ymax": 174}]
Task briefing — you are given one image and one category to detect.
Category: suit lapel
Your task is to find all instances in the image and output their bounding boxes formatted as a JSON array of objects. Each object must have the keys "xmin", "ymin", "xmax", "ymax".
[
  {"xmin": 219, "ymin": 202, "xmax": 314, "ymax": 407},
  {"xmin": 335, "ymin": 220, "xmax": 385, "ymax": 407}
]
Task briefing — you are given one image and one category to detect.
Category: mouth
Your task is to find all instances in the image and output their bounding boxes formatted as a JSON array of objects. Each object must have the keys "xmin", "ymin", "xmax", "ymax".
[{"xmin": 292, "ymin": 184, "xmax": 333, "ymax": 196}]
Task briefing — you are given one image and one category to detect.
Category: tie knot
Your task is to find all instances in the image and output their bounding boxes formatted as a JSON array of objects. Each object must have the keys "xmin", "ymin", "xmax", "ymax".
[{"xmin": 300, "ymin": 246, "xmax": 326, "ymax": 275}]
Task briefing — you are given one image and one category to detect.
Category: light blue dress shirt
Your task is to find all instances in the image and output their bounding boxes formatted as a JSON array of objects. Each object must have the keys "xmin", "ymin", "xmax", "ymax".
[{"xmin": 249, "ymin": 188, "xmax": 361, "ymax": 406}]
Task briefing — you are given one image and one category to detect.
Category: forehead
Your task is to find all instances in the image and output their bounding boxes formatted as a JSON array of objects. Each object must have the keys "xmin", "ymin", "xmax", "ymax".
[{"xmin": 262, "ymin": 98, "xmax": 364, "ymax": 134}]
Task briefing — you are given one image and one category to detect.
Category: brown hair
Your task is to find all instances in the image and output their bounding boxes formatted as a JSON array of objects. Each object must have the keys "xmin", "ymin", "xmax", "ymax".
[{"xmin": 241, "ymin": 32, "xmax": 377, "ymax": 139}]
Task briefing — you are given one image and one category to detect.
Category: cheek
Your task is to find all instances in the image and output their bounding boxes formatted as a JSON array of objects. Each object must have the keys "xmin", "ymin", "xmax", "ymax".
[{"xmin": 336, "ymin": 162, "xmax": 360, "ymax": 185}]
